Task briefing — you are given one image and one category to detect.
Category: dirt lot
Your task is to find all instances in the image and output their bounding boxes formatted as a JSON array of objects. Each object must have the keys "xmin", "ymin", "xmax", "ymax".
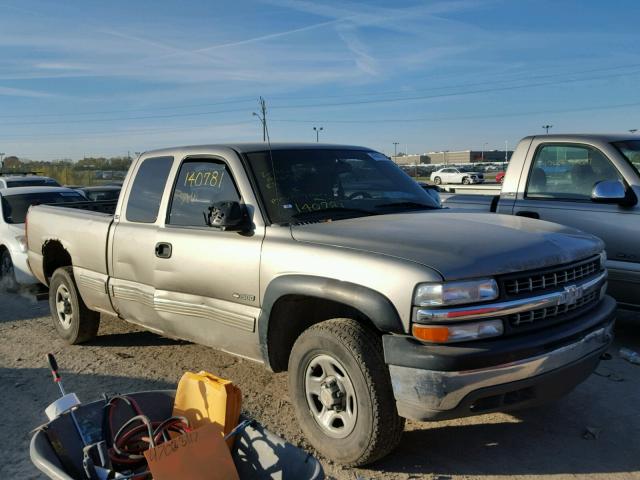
[{"xmin": 1, "ymin": 289, "xmax": 638, "ymax": 480}]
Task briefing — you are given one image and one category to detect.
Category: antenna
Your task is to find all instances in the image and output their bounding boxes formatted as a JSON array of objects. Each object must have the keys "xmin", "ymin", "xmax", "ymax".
[{"xmin": 255, "ymin": 97, "xmax": 282, "ymax": 223}]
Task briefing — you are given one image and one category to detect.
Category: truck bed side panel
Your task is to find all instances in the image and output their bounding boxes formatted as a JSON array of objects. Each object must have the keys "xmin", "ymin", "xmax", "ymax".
[{"xmin": 27, "ymin": 205, "xmax": 116, "ymax": 315}]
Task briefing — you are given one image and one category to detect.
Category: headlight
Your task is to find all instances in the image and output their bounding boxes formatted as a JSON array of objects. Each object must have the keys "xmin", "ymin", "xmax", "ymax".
[
  {"xmin": 414, "ymin": 279, "xmax": 499, "ymax": 307},
  {"xmin": 599, "ymin": 251, "xmax": 607, "ymax": 270},
  {"xmin": 15, "ymin": 235, "xmax": 27, "ymax": 253}
]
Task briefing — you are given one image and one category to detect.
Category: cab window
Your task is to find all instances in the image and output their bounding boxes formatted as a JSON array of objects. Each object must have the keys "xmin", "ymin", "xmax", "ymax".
[
  {"xmin": 167, "ymin": 159, "xmax": 241, "ymax": 227},
  {"xmin": 527, "ymin": 144, "xmax": 621, "ymax": 200}
]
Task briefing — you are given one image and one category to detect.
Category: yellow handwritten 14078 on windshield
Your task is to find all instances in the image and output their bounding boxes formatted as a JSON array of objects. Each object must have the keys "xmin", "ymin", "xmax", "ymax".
[{"xmin": 184, "ymin": 170, "xmax": 225, "ymax": 188}]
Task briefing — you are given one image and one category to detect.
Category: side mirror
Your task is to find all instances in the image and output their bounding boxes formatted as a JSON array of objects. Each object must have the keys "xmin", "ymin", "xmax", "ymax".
[
  {"xmin": 591, "ymin": 180, "xmax": 637, "ymax": 206},
  {"xmin": 204, "ymin": 201, "xmax": 250, "ymax": 231}
]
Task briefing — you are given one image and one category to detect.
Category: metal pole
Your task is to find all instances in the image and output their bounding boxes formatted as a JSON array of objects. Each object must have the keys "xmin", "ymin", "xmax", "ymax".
[
  {"xmin": 505, "ymin": 141, "xmax": 508, "ymax": 161},
  {"xmin": 393, "ymin": 142, "xmax": 399, "ymax": 157},
  {"xmin": 481, "ymin": 142, "xmax": 488, "ymax": 162},
  {"xmin": 313, "ymin": 126, "xmax": 323, "ymax": 142},
  {"xmin": 0, "ymin": 153, "xmax": 4, "ymax": 170},
  {"xmin": 542, "ymin": 124, "xmax": 553, "ymax": 134}
]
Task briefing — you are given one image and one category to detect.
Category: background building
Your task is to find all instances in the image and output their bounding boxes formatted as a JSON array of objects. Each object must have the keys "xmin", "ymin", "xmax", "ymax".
[{"xmin": 392, "ymin": 150, "xmax": 512, "ymax": 165}]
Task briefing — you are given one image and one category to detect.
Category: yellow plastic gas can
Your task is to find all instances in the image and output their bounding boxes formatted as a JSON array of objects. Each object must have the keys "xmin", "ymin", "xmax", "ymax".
[{"xmin": 172, "ymin": 371, "xmax": 242, "ymax": 447}]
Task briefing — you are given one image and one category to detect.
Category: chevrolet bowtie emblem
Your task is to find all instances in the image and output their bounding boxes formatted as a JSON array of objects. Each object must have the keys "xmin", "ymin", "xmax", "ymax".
[{"xmin": 561, "ymin": 284, "xmax": 584, "ymax": 305}]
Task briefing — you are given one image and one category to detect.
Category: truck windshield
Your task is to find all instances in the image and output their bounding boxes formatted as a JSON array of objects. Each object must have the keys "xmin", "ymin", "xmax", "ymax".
[
  {"xmin": 246, "ymin": 149, "xmax": 439, "ymax": 224},
  {"xmin": 612, "ymin": 140, "xmax": 640, "ymax": 175},
  {"xmin": 1, "ymin": 191, "xmax": 85, "ymax": 224}
]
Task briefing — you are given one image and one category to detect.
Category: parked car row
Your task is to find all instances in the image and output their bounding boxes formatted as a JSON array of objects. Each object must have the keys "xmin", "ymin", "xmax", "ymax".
[{"xmin": 0, "ymin": 173, "xmax": 121, "ymax": 288}]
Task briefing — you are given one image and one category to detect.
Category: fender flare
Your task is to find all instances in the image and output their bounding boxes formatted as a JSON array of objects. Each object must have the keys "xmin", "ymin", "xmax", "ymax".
[{"xmin": 258, "ymin": 274, "xmax": 404, "ymax": 367}]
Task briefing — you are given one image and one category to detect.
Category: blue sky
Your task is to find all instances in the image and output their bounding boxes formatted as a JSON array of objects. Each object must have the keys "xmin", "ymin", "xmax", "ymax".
[{"xmin": 1, "ymin": 0, "xmax": 639, "ymax": 160}]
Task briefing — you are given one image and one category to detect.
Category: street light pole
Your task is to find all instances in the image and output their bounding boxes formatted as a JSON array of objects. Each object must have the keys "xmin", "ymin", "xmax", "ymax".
[
  {"xmin": 313, "ymin": 126, "xmax": 323, "ymax": 142},
  {"xmin": 505, "ymin": 141, "xmax": 508, "ymax": 162},
  {"xmin": 252, "ymin": 97, "xmax": 268, "ymax": 141},
  {"xmin": 481, "ymin": 142, "xmax": 488, "ymax": 161},
  {"xmin": 542, "ymin": 124, "xmax": 553, "ymax": 134},
  {"xmin": 0, "ymin": 152, "xmax": 4, "ymax": 170},
  {"xmin": 393, "ymin": 142, "xmax": 399, "ymax": 157}
]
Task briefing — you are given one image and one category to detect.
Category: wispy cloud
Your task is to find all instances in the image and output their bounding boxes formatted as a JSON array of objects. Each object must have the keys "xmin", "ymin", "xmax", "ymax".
[{"xmin": 0, "ymin": 85, "xmax": 58, "ymax": 98}]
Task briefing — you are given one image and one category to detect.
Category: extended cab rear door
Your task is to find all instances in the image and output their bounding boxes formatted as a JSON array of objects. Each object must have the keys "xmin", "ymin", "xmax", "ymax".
[
  {"xmin": 150, "ymin": 149, "xmax": 266, "ymax": 361},
  {"xmin": 511, "ymin": 139, "xmax": 640, "ymax": 308}
]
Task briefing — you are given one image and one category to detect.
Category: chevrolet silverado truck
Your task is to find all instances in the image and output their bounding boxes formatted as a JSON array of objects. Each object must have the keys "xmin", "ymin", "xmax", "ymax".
[
  {"xmin": 26, "ymin": 143, "xmax": 615, "ymax": 466},
  {"xmin": 443, "ymin": 134, "xmax": 640, "ymax": 310}
]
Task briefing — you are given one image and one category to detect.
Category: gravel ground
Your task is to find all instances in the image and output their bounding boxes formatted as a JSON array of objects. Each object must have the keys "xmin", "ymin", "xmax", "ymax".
[{"xmin": 1, "ymin": 289, "xmax": 638, "ymax": 480}]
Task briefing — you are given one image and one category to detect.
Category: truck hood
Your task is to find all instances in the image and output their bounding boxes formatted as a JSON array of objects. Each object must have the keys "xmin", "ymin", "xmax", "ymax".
[{"xmin": 290, "ymin": 211, "xmax": 603, "ymax": 280}]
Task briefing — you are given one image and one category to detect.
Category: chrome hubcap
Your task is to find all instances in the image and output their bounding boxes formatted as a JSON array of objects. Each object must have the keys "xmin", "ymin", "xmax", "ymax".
[
  {"xmin": 55, "ymin": 285, "xmax": 73, "ymax": 329},
  {"xmin": 305, "ymin": 354, "xmax": 357, "ymax": 438}
]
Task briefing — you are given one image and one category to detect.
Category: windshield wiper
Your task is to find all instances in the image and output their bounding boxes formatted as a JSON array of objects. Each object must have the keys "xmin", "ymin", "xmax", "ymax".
[
  {"xmin": 375, "ymin": 201, "xmax": 438, "ymax": 210},
  {"xmin": 291, "ymin": 207, "xmax": 376, "ymax": 222}
]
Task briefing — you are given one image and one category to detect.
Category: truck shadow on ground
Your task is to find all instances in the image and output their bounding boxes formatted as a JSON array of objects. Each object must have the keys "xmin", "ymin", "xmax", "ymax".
[
  {"xmin": 366, "ymin": 399, "xmax": 639, "ymax": 477},
  {"xmin": 85, "ymin": 330, "xmax": 189, "ymax": 348}
]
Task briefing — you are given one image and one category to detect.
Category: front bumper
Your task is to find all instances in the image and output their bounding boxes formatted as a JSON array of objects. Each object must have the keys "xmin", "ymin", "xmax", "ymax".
[{"xmin": 384, "ymin": 295, "xmax": 616, "ymax": 421}]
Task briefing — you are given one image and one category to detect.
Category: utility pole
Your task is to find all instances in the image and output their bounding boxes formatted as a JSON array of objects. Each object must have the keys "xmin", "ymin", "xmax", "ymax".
[
  {"xmin": 542, "ymin": 124, "xmax": 553, "ymax": 135},
  {"xmin": 253, "ymin": 97, "xmax": 268, "ymax": 142},
  {"xmin": 313, "ymin": 126, "xmax": 323, "ymax": 143}
]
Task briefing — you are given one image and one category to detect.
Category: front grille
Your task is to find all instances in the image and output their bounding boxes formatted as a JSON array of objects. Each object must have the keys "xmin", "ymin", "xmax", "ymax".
[
  {"xmin": 502, "ymin": 256, "xmax": 600, "ymax": 297},
  {"xmin": 508, "ymin": 290, "xmax": 599, "ymax": 328}
]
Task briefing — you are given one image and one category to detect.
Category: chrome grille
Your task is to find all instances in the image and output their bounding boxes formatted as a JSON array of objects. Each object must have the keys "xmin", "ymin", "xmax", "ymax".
[
  {"xmin": 503, "ymin": 257, "xmax": 600, "ymax": 297},
  {"xmin": 508, "ymin": 290, "xmax": 599, "ymax": 327}
]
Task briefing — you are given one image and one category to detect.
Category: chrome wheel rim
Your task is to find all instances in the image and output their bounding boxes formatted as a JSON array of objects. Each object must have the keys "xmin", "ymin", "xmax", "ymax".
[
  {"xmin": 304, "ymin": 354, "xmax": 357, "ymax": 439},
  {"xmin": 55, "ymin": 284, "xmax": 73, "ymax": 329}
]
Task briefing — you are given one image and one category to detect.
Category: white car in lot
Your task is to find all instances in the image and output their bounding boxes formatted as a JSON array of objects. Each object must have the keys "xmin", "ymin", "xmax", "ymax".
[
  {"xmin": 0, "ymin": 186, "xmax": 86, "ymax": 288},
  {"xmin": 0, "ymin": 174, "xmax": 61, "ymax": 189},
  {"xmin": 430, "ymin": 167, "xmax": 484, "ymax": 185}
]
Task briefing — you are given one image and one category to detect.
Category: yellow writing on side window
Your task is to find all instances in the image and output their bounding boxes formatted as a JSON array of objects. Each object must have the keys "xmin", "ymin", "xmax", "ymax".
[{"xmin": 184, "ymin": 170, "xmax": 225, "ymax": 188}]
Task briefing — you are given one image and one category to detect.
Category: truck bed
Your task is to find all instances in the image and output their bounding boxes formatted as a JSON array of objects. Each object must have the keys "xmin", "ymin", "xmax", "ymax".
[{"xmin": 27, "ymin": 203, "xmax": 115, "ymax": 282}]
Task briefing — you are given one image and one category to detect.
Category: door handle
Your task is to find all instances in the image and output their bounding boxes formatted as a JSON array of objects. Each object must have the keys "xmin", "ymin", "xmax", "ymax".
[
  {"xmin": 515, "ymin": 211, "xmax": 540, "ymax": 219},
  {"xmin": 155, "ymin": 242, "xmax": 172, "ymax": 259}
]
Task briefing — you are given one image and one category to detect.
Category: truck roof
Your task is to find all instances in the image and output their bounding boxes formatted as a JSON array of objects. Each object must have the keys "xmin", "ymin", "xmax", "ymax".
[
  {"xmin": 141, "ymin": 142, "xmax": 376, "ymax": 158},
  {"xmin": 521, "ymin": 133, "xmax": 640, "ymax": 142}
]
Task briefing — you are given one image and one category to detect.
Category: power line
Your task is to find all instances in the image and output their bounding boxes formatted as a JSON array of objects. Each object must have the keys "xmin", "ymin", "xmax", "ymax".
[
  {"xmin": 1, "ymin": 61, "xmax": 638, "ymax": 120},
  {"xmin": 269, "ymin": 100, "xmax": 640, "ymax": 124},
  {"xmin": 1, "ymin": 66, "xmax": 639, "ymax": 127}
]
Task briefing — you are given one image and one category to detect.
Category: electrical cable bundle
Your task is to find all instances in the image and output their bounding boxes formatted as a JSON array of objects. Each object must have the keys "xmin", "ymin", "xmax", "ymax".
[{"xmin": 102, "ymin": 395, "xmax": 191, "ymax": 477}]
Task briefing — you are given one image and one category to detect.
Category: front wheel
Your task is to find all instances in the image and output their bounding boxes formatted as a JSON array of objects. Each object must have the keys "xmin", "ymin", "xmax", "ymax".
[
  {"xmin": 0, "ymin": 249, "xmax": 18, "ymax": 292},
  {"xmin": 288, "ymin": 318, "xmax": 404, "ymax": 466},
  {"xmin": 433, "ymin": 176, "xmax": 442, "ymax": 185},
  {"xmin": 49, "ymin": 267, "xmax": 100, "ymax": 344},
  {"xmin": 462, "ymin": 177, "xmax": 471, "ymax": 184}
]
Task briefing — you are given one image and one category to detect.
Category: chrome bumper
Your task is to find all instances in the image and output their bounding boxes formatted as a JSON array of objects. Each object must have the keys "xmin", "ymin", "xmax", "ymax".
[
  {"xmin": 389, "ymin": 321, "xmax": 613, "ymax": 417},
  {"xmin": 416, "ymin": 271, "xmax": 607, "ymax": 323}
]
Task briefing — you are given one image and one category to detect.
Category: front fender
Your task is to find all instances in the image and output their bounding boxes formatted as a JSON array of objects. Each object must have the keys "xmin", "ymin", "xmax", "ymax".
[{"xmin": 258, "ymin": 274, "xmax": 404, "ymax": 367}]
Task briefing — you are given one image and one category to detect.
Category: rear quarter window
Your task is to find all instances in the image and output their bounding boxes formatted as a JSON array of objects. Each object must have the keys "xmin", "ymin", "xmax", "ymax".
[{"xmin": 126, "ymin": 156, "xmax": 173, "ymax": 223}]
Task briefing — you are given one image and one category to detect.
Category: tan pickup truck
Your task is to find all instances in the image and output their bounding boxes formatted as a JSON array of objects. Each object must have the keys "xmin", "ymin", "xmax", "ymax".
[{"xmin": 26, "ymin": 143, "xmax": 615, "ymax": 465}]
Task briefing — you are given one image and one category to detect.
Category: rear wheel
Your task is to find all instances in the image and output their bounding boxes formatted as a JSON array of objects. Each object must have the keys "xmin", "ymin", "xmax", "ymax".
[
  {"xmin": 462, "ymin": 177, "xmax": 471, "ymax": 184},
  {"xmin": 433, "ymin": 176, "xmax": 442, "ymax": 185},
  {"xmin": 288, "ymin": 318, "xmax": 404, "ymax": 466},
  {"xmin": 0, "ymin": 249, "xmax": 17, "ymax": 292},
  {"xmin": 49, "ymin": 267, "xmax": 100, "ymax": 344}
]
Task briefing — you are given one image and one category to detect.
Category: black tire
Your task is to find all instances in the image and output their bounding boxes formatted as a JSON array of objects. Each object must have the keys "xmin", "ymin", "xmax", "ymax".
[
  {"xmin": 288, "ymin": 318, "xmax": 404, "ymax": 466},
  {"xmin": 0, "ymin": 249, "xmax": 18, "ymax": 292},
  {"xmin": 49, "ymin": 267, "xmax": 100, "ymax": 344},
  {"xmin": 433, "ymin": 176, "xmax": 442, "ymax": 185},
  {"xmin": 462, "ymin": 177, "xmax": 470, "ymax": 184}
]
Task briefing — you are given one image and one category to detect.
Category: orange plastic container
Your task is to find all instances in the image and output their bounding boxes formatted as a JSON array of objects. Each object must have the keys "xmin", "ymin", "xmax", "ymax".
[{"xmin": 172, "ymin": 371, "xmax": 242, "ymax": 447}]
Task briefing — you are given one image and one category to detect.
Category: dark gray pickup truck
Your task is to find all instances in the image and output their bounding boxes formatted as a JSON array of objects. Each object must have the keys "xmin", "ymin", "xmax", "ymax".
[
  {"xmin": 27, "ymin": 143, "xmax": 615, "ymax": 465},
  {"xmin": 444, "ymin": 134, "xmax": 640, "ymax": 310}
]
